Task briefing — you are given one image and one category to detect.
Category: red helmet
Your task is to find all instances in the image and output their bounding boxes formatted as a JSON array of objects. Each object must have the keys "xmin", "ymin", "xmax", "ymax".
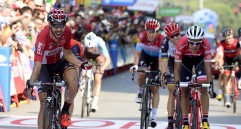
[
  {"xmin": 164, "ymin": 22, "xmax": 180, "ymax": 37},
  {"xmin": 145, "ymin": 19, "xmax": 160, "ymax": 31},
  {"xmin": 47, "ymin": 8, "xmax": 68, "ymax": 24}
]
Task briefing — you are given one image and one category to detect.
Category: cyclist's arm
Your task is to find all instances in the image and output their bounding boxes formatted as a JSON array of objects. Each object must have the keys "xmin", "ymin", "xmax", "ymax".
[
  {"xmin": 134, "ymin": 43, "xmax": 142, "ymax": 65},
  {"xmin": 98, "ymin": 38, "xmax": 110, "ymax": 70},
  {"xmin": 160, "ymin": 38, "xmax": 169, "ymax": 74},
  {"xmin": 29, "ymin": 61, "xmax": 42, "ymax": 83},
  {"xmin": 204, "ymin": 62, "xmax": 213, "ymax": 83},
  {"xmin": 174, "ymin": 62, "xmax": 181, "ymax": 83},
  {"xmin": 63, "ymin": 49, "xmax": 82, "ymax": 67}
]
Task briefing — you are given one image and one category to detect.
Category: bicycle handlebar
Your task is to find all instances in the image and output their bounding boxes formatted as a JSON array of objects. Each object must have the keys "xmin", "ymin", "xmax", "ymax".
[
  {"xmin": 178, "ymin": 82, "xmax": 210, "ymax": 88},
  {"xmin": 29, "ymin": 81, "xmax": 65, "ymax": 87}
]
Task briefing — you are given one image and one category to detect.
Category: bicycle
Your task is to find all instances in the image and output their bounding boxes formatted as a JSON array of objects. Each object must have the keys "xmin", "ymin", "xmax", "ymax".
[
  {"xmin": 80, "ymin": 62, "xmax": 102, "ymax": 118},
  {"xmin": 176, "ymin": 65, "xmax": 216, "ymax": 129},
  {"xmin": 27, "ymin": 73, "xmax": 65, "ymax": 129},
  {"xmin": 221, "ymin": 63, "xmax": 239, "ymax": 113},
  {"xmin": 132, "ymin": 69, "xmax": 160, "ymax": 129}
]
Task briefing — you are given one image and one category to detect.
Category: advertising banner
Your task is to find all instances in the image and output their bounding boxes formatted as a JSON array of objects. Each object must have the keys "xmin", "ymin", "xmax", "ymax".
[
  {"xmin": 102, "ymin": 0, "xmax": 136, "ymax": 6},
  {"xmin": 0, "ymin": 47, "xmax": 12, "ymax": 112},
  {"xmin": 109, "ymin": 39, "xmax": 118, "ymax": 73}
]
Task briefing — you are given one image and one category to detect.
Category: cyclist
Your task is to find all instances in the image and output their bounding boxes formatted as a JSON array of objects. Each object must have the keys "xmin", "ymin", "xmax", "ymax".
[
  {"xmin": 160, "ymin": 22, "xmax": 181, "ymax": 129},
  {"xmin": 26, "ymin": 8, "xmax": 88, "ymax": 128},
  {"xmin": 82, "ymin": 32, "xmax": 111, "ymax": 112},
  {"xmin": 174, "ymin": 25, "xmax": 213, "ymax": 129},
  {"xmin": 129, "ymin": 18, "xmax": 164, "ymax": 127},
  {"xmin": 216, "ymin": 28, "xmax": 240, "ymax": 107}
]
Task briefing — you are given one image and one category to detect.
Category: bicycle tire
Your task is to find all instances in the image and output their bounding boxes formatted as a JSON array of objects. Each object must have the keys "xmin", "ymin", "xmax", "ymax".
[
  {"xmin": 81, "ymin": 82, "xmax": 88, "ymax": 118},
  {"xmin": 146, "ymin": 89, "xmax": 151, "ymax": 129},
  {"xmin": 231, "ymin": 77, "xmax": 237, "ymax": 113},
  {"xmin": 87, "ymin": 80, "xmax": 93, "ymax": 117},
  {"xmin": 42, "ymin": 98, "xmax": 52, "ymax": 129},
  {"xmin": 140, "ymin": 85, "xmax": 148, "ymax": 129},
  {"xmin": 55, "ymin": 91, "xmax": 62, "ymax": 129},
  {"xmin": 223, "ymin": 78, "xmax": 226, "ymax": 107},
  {"xmin": 175, "ymin": 95, "xmax": 182, "ymax": 129},
  {"xmin": 191, "ymin": 100, "xmax": 197, "ymax": 129}
]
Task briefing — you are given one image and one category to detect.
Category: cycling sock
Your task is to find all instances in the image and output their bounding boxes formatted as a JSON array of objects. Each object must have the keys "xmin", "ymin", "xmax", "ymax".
[
  {"xmin": 62, "ymin": 102, "xmax": 72, "ymax": 112},
  {"xmin": 93, "ymin": 96, "xmax": 99, "ymax": 103},
  {"xmin": 168, "ymin": 116, "xmax": 173, "ymax": 123},
  {"xmin": 202, "ymin": 113, "xmax": 208, "ymax": 123},
  {"xmin": 183, "ymin": 116, "xmax": 188, "ymax": 125},
  {"xmin": 218, "ymin": 89, "xmax": 223, "ymax": 94},
  {"xmin": 138, "ymin": 87, "xmax": 143, "ymax": 94},
  {"xmin": 151, "ymin": 108, "xmax": 157, "ymax": 120}
]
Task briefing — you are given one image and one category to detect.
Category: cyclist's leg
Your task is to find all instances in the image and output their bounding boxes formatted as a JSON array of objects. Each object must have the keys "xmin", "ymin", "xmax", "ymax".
[
  {"xmin": 91, "ymin": 55, "xmax": 105, "ymax": 111},
  {"xmin": 136, "ymin": 51, "xmax": 149, "ymax": 103},
  {"xmin": 223, "ymin": 57, "xmax": 233, "ymax": 107},
  {"xmin": 37, "ymin": 64, "xmax": 57, "ymax": 129},
  {"xmin": 196, "ymin": 60, "xmax": 210, "ymax": 128},
  {"xmin": 180, "ymin": 64, "xmax": 191, "ymax": 127},
  {"xmin": 217, "ymin": 72, "xmax": 224, "ymax": 100},
  {"xmin": 61, "ymin": 60, "xmax": 79, "ymax": 126},
  {"xmin": 166, "ymin": 57, "xmax": 175, "ymax": 127}
]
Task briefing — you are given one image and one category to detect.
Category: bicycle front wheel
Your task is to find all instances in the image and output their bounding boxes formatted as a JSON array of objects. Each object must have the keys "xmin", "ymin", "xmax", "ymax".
[
  {"xmin": 190, "ymin": 100, "xmax": 198, "ymax": 129},
  {"xmin": 174, "ymin": 95, "xmax": 182, "ymax": 129},
  {"xmin": 42, "ymin": 99, "xmax": 53, "ymax": 129},
  {"xmin": 81, "ymin": 82, "xmax": 88, "ymax": 118},
  {"xmin": 231, "ymin": 77, "xmax": 237, "ymax": 113},
  {"xmin": 87, "ymin": 80, "xmax": 93, "ymax": 117},
  {"xmin": 140, "ymin": 86, "xmax": 149, "ymax": 129}
]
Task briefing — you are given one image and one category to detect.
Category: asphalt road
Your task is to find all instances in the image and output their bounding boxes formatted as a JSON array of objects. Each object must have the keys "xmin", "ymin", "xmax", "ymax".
[{"xmin": 0, "ymin": 71, "xmax": 240, "ymax": 129}]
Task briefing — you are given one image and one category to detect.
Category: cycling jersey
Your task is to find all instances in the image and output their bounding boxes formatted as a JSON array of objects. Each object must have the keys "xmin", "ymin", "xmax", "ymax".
[
  {"xmin": 136, "ymin": 31, "xmax": 164, "ymax": 57},
  {"xmin": 70, "ymin": 39, "xmax": 84, "ymax": 60},
  {"xmin": 161, "ymin": 37, "xmax": 176, "ymax": 58},
  {"xmin": 34, "ymin": 25, "xmax": 71, "ymax": 64},
  {"xmin": 175, "ymin": 35, "xmax": 212, "ymax": 63},
  {"xmin": 218, "ymin": 38, "xmax": 240, "ymax": 58}
]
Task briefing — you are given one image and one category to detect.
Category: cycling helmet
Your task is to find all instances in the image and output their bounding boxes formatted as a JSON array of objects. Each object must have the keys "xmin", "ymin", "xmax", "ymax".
[
  {"xmin": 47, "ymin": 8, "xmax": 68, "ymax": 24},
  {"xmin": 145, "ymin": 19, "xmax": 160, "ymax": 31},
  {"xmin": 186, "ymin": 25, "xmax": 204, "ymax": 40},
  {"xmin": 238, "ymin": 27, "xmax": 241, "ymax": 36},
  {"xmin": 222, "ymin": 28, "xmax": 233, "ymax": 39},
  {"xmin": 84, "ymin": 32, "xmax": 97, "ymax": 48},
  {"xmin": 164, "ymin": 22, "xmax": 180, "ymax": 36}
]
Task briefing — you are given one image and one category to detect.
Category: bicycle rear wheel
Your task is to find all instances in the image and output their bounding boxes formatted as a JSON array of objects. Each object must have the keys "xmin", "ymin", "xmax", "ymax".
[
  {"xmin": 140, "ymin": 86, "xmax": 149, "ymax": 129},
  {"xmin": 81, "ymin": 82, "xmax": 88, "ymax": 118},
  {"xmin": 174, "ymin": 95, "xmax": 182, "ymax": 129}
]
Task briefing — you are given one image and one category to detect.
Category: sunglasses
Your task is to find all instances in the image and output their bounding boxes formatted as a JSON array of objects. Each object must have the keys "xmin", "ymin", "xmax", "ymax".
[
  {"xmin": 52, "ymin": 24, "xmax": 65, "ymax": 28},
  {"xmin": 225, "ymin": 37, "xmax": 233, "ymax": 41},
  {"xmin": 170, "ymin": 33, "xmax": 180, "ymax": 38},
  {"xmin": 188, "ymin": 40, "xmax": 202, "ymax": 46}
]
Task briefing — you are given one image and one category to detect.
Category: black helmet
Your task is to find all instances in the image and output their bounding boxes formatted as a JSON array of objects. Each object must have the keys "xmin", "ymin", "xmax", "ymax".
[
  {"xmin": 222, "ymin": 28, "xmax": 233, "ymax": 39},
  {"xmin": 238, "ymin": 27, "xmax": 241, "ymax": 36}
]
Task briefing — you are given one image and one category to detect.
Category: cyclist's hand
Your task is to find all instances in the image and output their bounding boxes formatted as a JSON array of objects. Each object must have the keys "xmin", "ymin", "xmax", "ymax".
[
  {"xmin": 129, "ymin": 65, "xmax": 138, "ymax": 73},
  {"xmin": 209, "ymin": 81, "xmax": 216, "ymax": 98},
  {"xmin": 160, "ymin": 72, "xmax": 167, "ymax": 88},
  {"xmin": 81, "ymin": 61, "xmax": 92, "ymax": 70},
  {"xmin": 25, "ymin": 79, "xmax": 33, "ymax": 98}
]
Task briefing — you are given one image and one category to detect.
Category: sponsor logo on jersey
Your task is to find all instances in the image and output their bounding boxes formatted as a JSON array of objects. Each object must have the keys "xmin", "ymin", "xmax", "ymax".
[
  {"xmin": 37, "ymin": 42, "xmax": 43, "ymax": 55},
  {"xmin": 47, "ymin": 47, "xmax": 62, "ymax": 56}
]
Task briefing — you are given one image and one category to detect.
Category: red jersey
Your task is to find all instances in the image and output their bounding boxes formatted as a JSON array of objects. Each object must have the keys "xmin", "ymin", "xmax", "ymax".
[
  {"xmin": 218, "ymin": 38, "xmax": 240, "ymax": 58},
  {"xmin": 136, "ymin": 31, "xmax": 164, "ymax": 57},
  {"xmin": 70, "ymin": 39, "xmax": 84, "ymax": 58},
  {"xmin": 175, "ymin": 35, "xmax": 212, "ymax": 62},
  {"xmin": 34, "ymin": 25, "xmax": 72, "ymax": 64}
]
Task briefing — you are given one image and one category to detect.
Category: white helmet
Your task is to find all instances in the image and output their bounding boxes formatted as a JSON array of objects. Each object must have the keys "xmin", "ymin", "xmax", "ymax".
[
  {"xmin": 186, "ymin": 25, "xmax": 204, "ymax": 40},
  {"xmin": 84, "ymin": 32, "xmax": 97, "ymax": 47}
]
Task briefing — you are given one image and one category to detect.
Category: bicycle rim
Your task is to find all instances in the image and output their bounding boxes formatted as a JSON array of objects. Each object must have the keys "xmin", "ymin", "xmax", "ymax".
[
  {"xmin": 81, "ymin": 83, "xmax": 88, "ymax": 118},
  {"xmin": 231, "ymin": 77, "xmax": 236, "ymax": 113},
  {"xmin": 232, "ymin": 96, "xmax": 236, "ymax": 113},
  {"xmin": 191, "ymin": 100, "xmax": 197, "ymax": 129},
  {"xmin": 175, "ymin": 96, "xmax": 182, "ymax": 129},
  {"xmin": 140, "ymin": 86, "xmax": 148, "ymax": 129}
]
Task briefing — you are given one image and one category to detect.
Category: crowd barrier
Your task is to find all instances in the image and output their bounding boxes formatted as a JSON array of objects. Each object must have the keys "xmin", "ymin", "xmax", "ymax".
[{"xmin": 0, "ymin": 40, "xmax": 135, "ymax": 112}]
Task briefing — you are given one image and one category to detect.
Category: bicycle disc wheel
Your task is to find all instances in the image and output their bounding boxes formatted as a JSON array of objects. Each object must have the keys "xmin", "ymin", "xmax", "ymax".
[
  {"xmin": 140, "ymin": 86, "xmax": 148, "ymax": 129},
  {"xmin": 191, "ymin": 100, "xmax": 197, "ymax": 129},
  {"xmin": 175, "ymin": 95, "xmax": 182, "ymax": 129},
  {"xmin": 81, "ymin": 82, "xmax": 88, "ymax": 118}
]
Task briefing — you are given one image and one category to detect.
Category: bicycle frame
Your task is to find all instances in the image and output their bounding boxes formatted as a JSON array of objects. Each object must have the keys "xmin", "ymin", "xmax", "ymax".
[
  {"xmin": 29, "ymin": 74, "xmax": 65, "ymax": 129},
  {"xmin": 132, "ymin": 69, "xmax": 160, "ymax": 129}
]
